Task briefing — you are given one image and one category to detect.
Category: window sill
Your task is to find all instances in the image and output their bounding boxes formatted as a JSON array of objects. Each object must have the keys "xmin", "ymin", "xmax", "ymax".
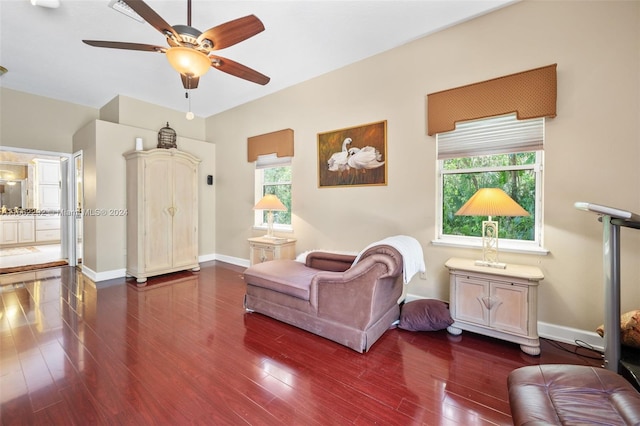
[{"xmin": 431, "ymin": 237, "xmax": 549, "ymax": 256}]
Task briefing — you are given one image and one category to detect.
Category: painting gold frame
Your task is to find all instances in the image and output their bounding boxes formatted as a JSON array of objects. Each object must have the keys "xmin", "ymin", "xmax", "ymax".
[{"xmin": 317, "ymin": 120, "xmax": 387, "ymax": 188}]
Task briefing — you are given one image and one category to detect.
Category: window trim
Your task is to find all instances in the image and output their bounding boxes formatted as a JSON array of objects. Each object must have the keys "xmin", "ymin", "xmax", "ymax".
[
  {"xmin": 433, "ymin": 149, "xmax": 547, "ymax": 255},
  {"xmin": 254, "ymin": 158, "xmax": 293, "ymax": 232}
]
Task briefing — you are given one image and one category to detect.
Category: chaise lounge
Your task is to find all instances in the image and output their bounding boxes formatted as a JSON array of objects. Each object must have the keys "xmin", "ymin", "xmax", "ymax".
[{"xmin": 243, "ymin": 244, "xmax": 406, "ymax": 353}]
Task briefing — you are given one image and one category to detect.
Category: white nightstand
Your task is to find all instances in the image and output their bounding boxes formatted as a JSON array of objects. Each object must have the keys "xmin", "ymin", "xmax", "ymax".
[
  {"xmin": 248, "ymin": 237, "xmax": 297, "ymax": 265},
  {"xmin": 445, "ymin": 257, "xmax": 544, "ymax": 355}
]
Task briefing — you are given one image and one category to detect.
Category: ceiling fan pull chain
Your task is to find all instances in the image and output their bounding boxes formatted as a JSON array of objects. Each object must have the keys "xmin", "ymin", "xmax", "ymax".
[{"xmin": 185, "ymin": 89, "xmax": 194, "ymax": 120}]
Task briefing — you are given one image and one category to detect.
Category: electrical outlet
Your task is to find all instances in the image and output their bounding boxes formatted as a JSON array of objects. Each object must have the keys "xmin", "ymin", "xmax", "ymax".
[{"xmin": 420, "ymin": 271, "xmax": 427, "ymax": 280}]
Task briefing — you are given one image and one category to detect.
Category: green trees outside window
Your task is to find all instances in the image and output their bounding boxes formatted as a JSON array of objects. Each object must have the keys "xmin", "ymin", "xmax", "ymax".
[
  {"xmin": 262, "ymin": 166, "xmax": 291, "ymax": 225},
  {"xmin": 442, "ymin": 152, "xmax": 536, "ymax": 240}
]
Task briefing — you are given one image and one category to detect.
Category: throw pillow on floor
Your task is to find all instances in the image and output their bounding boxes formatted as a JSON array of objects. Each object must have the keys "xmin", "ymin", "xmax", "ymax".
[{"xmin": 399, "ymin": 299, "xmax": 453, "ymax": 332}]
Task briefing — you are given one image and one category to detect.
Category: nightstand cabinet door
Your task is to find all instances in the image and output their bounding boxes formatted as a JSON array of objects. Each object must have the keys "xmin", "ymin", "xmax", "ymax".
[
  {"xmin": 453, "ymin": 276, "xmax": 490, "ymax": 326},
  {"xmin": 452, "ymin": 276, "xmax": 529, "ymax": 335},
  {"xmin": 489, "ymin": 282, "xmax": 528, "ymax": 336},
  {"xmin": 251, "ymin": 245, "xmax": 275, "ymax": 264},
  {"xmin": 445, "ymin": 257, "xmax": 543, "ymax": 356}
]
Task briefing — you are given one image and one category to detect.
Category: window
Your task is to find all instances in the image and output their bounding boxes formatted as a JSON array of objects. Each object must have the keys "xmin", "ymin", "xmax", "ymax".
[
  {"xmin": 435, "ymin": 114, "xmax": 545, "ymax": 253},
  {"xmin": 254, "ymin": 154, "xmax": 292, "ymax": 230}
]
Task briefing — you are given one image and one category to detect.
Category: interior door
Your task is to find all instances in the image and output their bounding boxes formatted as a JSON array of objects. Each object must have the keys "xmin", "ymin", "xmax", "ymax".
[{"xmin": 73, "ymin": 152, "xmax": 83, "ymax": 267}]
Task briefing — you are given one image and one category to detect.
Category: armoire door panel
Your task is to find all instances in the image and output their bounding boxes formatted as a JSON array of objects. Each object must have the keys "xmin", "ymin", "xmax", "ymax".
[
  {"xmin": 143, "ymin": 156, "xmax": 174, "ymax": 272},
  {"xmin": 172, "ymin": 158, "xmax": 198, "ymax": 268}
]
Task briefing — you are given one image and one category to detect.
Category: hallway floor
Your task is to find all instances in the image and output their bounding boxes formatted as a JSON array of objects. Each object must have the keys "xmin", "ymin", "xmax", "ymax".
[{"xmin": 0, "ymin": 244, "xmax": 63, "ymax": 268}]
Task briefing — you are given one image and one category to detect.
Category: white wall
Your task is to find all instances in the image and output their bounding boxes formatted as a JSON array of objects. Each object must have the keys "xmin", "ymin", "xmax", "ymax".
[{"xmin": 207, "ymin": 0, "xmax": 640, "ymax": 335}]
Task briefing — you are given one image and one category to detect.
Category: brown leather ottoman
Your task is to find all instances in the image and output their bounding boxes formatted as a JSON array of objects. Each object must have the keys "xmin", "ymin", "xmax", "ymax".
[{"xmin": 508, "ymin": 364, "xmax": 640, "ymax": 425}]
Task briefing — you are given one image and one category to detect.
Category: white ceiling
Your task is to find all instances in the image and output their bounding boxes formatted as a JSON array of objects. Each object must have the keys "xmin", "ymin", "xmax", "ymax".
[{"xmin": 0, "ymin": 0, "xmax": 514, "ymax": 118}]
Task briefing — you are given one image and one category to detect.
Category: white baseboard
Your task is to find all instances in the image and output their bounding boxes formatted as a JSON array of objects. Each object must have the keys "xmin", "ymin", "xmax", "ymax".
[
  {"xmin": 81, "ymin": 265, "xmax": 127, "ymax": 288},
  {"xmin": 198, "ymin": 253, "xmax": 216, "ymax": 263},
  {"xmin": 404, "ymin": 293, "xmax": 604, "ymax": 352},
  {"xmin": 215, "ymin": 254, "xmax": 249, "ymax": 268},
  {"xmin": 538, "ymin": 321, "xmax": 604, "ymax": 352},
  {"xmin": 404, "ymin": 293, "xmax": 424, "ymax": 303},
  {"xmin": 82, "ymin": 253, "xmax": 230, "ymax": 287}
]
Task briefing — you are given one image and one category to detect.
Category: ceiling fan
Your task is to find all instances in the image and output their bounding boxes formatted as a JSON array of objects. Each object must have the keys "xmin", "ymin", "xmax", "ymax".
[{"xmin": 83, "ymin": 0, "xmax": 270, "ymax": 90}]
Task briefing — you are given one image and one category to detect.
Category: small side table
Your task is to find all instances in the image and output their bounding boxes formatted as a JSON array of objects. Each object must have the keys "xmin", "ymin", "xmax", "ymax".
[
  {"xmin": 248, "ymin": 237, "xmax": 297, "ymax": 265},
  {"xmin": 445, "ymin": 257, "xmax": 544, "ymax": 355}
]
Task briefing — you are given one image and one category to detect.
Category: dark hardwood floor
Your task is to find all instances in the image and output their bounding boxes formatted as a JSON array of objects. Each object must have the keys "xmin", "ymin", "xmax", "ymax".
[{"xmin": 1, "ymin": 261, "xmax": 603, "ymax": 425}]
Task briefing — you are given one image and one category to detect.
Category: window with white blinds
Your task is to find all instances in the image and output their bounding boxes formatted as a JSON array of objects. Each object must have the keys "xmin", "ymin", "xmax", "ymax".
[
  {"xmin": 255, "ymin": 153, "xmax": 292, "ymax": 169},
  {"xmin": 437, "ymin": 113, "xmax": 544, "ymax": 159},
  {"xmin": 434, "ymin": 113, "xmax": 546, "ymax": 254}
]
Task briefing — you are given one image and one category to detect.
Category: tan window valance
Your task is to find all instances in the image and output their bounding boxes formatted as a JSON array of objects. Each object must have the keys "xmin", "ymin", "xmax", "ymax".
[
  {"xmin": 427, "ymin": 64, "xmax": 557, "ymax": 136},
  {"xmin": 247, "ymin": 128, "xmax": 294, "ymax": 162}
]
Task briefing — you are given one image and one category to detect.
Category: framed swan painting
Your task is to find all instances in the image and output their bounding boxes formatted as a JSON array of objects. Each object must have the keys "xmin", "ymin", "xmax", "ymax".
[{"xmin": 317, "ymin": 120, "xmax": 387, "ymax": 188}]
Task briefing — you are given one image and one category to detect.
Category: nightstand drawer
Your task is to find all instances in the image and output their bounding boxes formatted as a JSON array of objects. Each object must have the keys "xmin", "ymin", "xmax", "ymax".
[{"xmin": 248, "ymin": 237, "xmax": 296, "ymax": 265}]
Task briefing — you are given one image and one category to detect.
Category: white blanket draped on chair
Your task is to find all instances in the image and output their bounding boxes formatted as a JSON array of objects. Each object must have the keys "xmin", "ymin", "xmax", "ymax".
[{"xmin": 352, "ymin": 235, "xmax": 426, "ymax": 284}]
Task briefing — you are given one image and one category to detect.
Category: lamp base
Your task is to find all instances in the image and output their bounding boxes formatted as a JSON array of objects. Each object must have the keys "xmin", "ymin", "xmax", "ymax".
[{"xmin": 475, "ymin": 260, "xmax": 507, "ymax": 269}]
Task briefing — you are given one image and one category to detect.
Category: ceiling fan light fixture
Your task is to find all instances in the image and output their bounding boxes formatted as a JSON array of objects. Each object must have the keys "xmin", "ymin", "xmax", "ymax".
[{"xmin": 166, "ymin": 47, "xmax": 211, "ymax": 78}]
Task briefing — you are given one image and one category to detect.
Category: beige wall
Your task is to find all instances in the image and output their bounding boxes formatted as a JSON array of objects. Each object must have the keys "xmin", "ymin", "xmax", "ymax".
[
  {"xmin": 1, "ymin": 88, "xmax": 98, "ymax": 153},
  {"xmin": 73, "ymin": 119, "xmax": 216, "ymax": 277},
  {"xmin": 208, "ymin": 0, "xmax": 640, "ymax": 333},
  {"xmin": 178, "ymin": 137, "xmax": 217, "ymax": 258},
  {"xmin": 2, "ymin": 90, "xmax": 215, "ymax": 276},
  {"xmin": 100, "ymin": 95, "xmax": 207, "ymax": 141}
]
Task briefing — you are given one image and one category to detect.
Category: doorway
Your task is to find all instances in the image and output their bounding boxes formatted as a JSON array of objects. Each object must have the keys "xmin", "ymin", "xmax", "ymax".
[
  {"xmin": 0, "ymin": 147, "xmax": 73, "ymax": 272},
  {"xmin": 73, "ymin": 151, "xmax": 83, "ymax": 269}
]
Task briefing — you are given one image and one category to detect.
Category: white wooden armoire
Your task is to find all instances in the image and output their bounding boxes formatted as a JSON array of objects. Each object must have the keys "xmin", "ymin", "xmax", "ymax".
[{"xmin": 124, "ymin": 148, "xmax": 201, "ymax": 285}]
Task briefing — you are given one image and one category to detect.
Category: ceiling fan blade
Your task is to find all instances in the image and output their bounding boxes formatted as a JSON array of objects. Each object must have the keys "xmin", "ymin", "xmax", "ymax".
[
  {"xmin": 210, "ymin": 55, "xmax": 270, "ymax": 85},
  {"xmin": 83, "ymin": 40, "xmax": 165, "ymax": 52},
  {"xmin": 198, "ymin": 15, "xmax": 265, "ymax": 50},
  {"xmin": 181, "ymin": 74, "xmax": 199, "ymax": 90},
  {"xmin": 122, "ymin": 0, "xmax": 180, "ymax": 40}
]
